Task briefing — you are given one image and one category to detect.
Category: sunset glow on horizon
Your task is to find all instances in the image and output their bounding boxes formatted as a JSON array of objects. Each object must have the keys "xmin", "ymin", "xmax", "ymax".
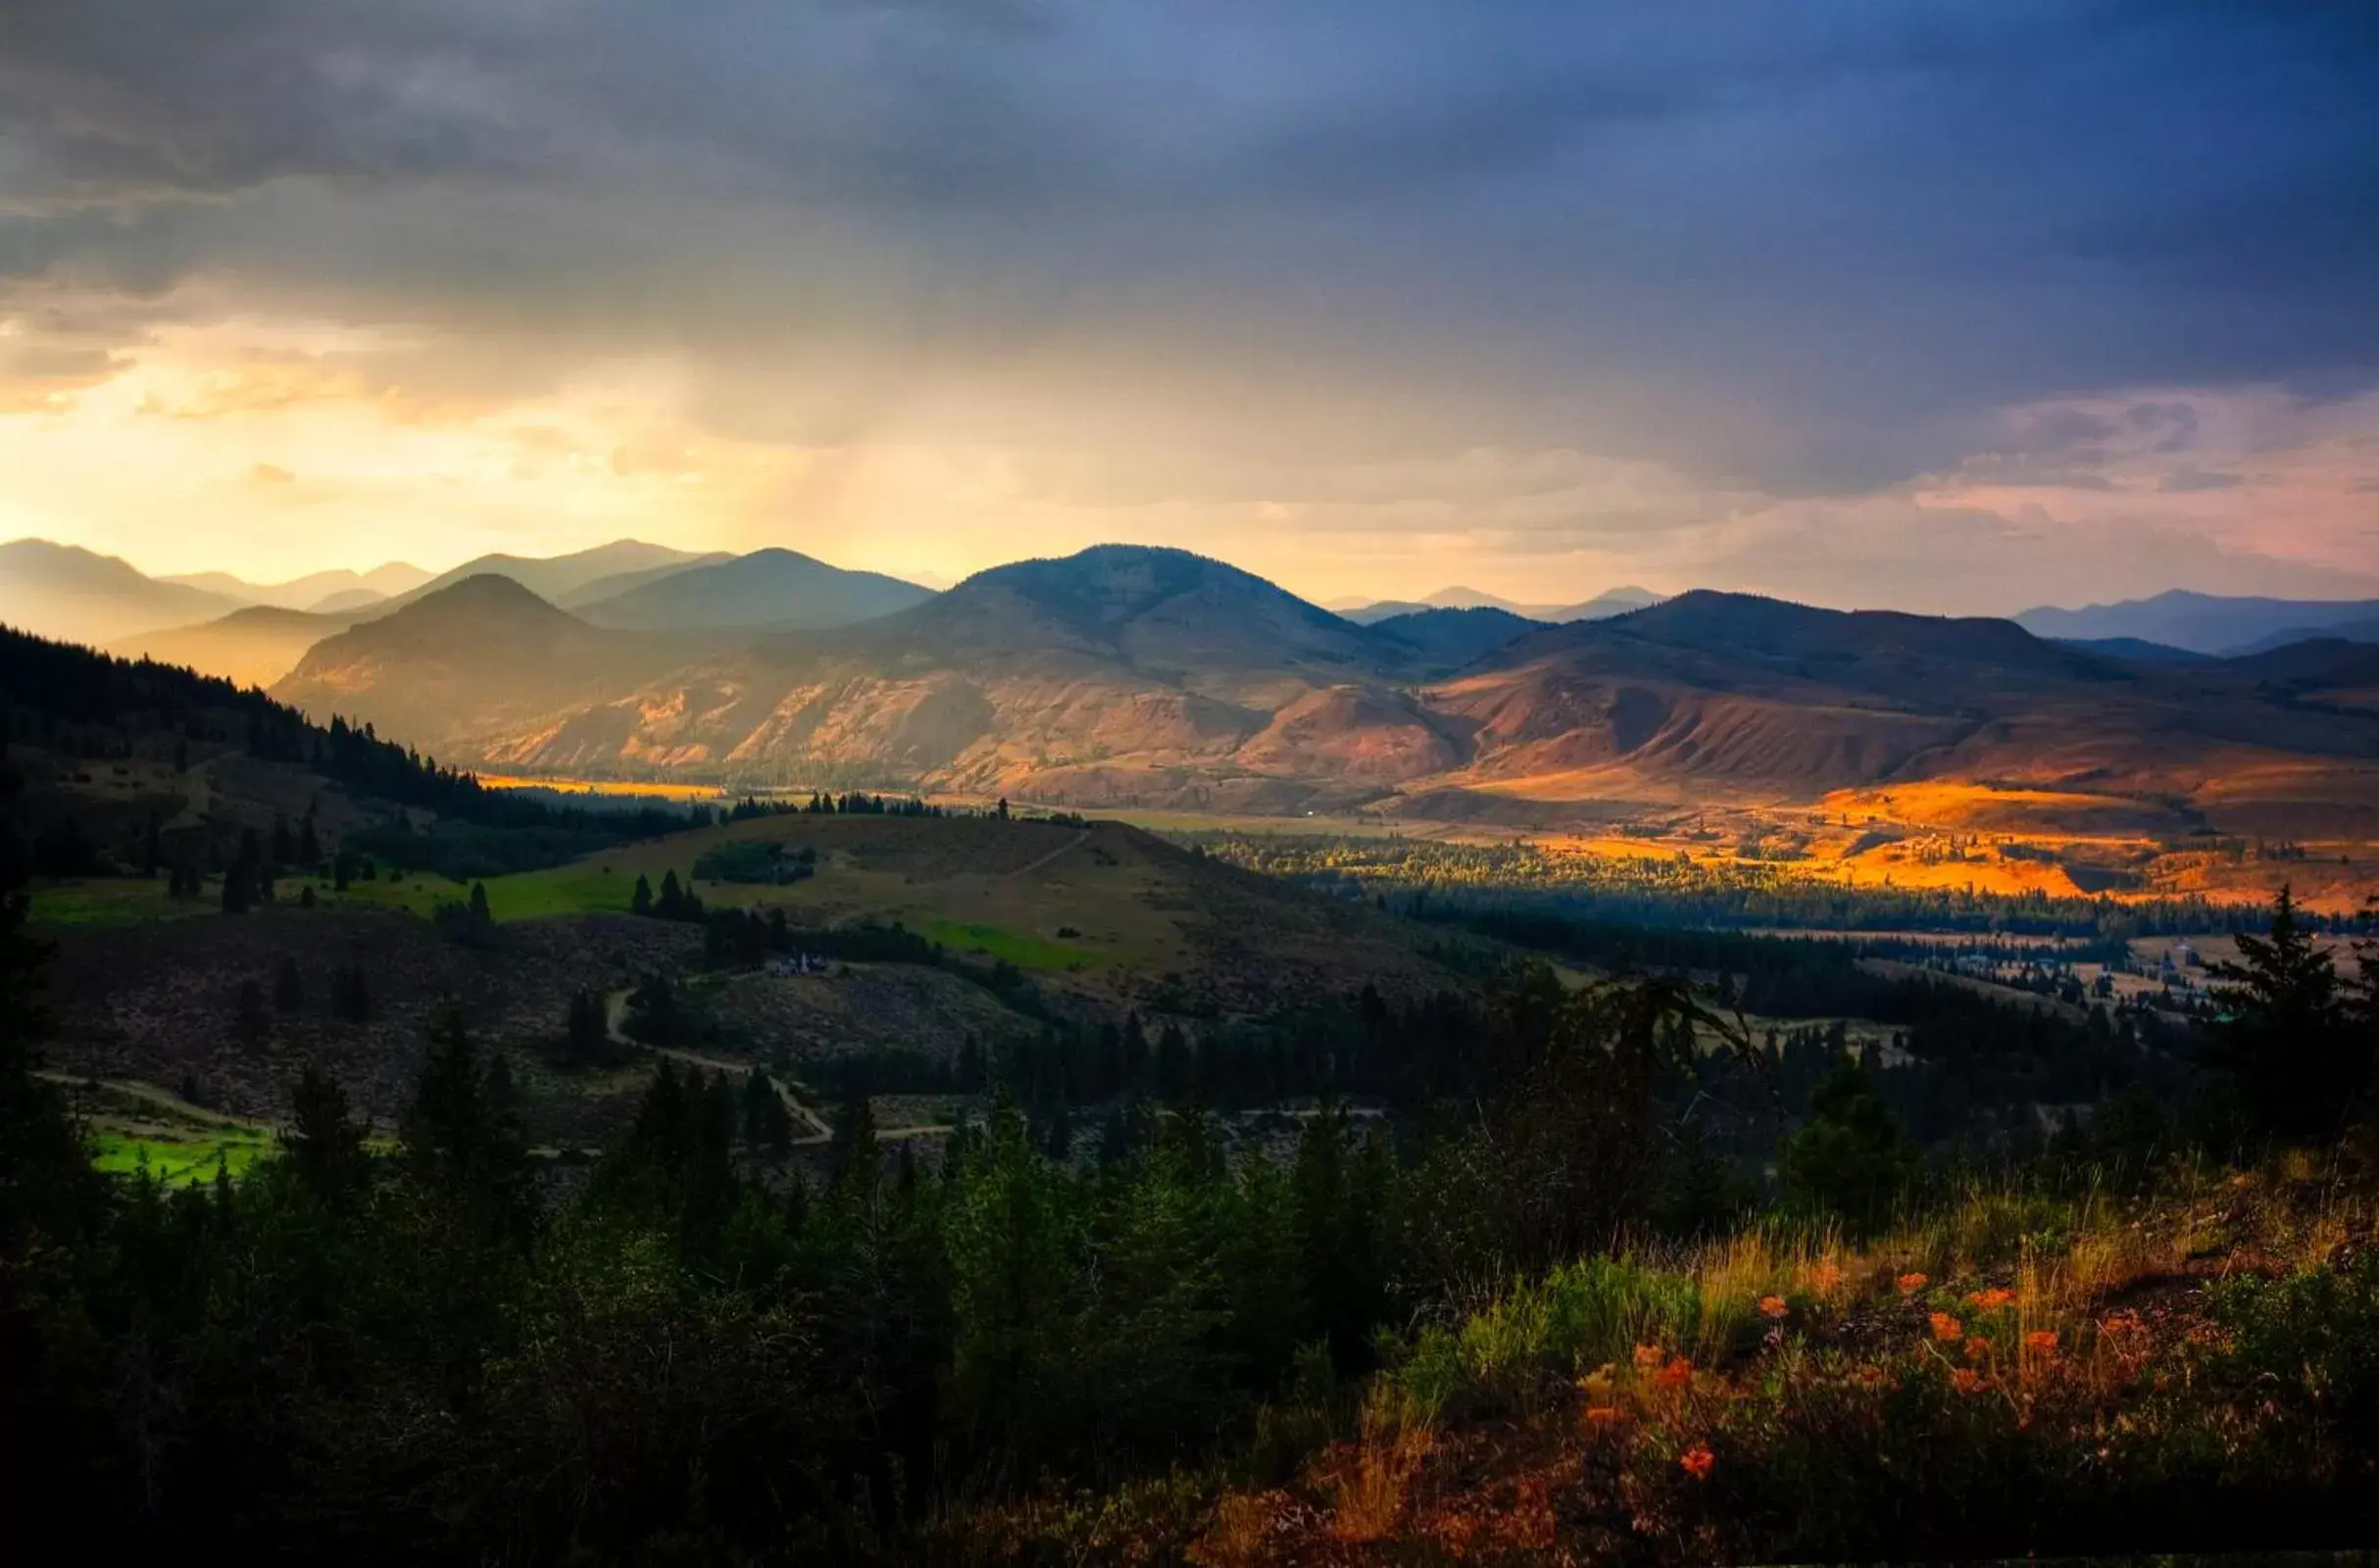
[{"xmin": 3, "ymin": 2, "xmax": 2375, "ymax": 613}]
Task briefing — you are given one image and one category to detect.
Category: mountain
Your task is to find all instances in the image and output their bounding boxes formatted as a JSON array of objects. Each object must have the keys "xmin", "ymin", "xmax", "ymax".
[
  {"xmin": 0, "ymin": 539, "xmax": 244, "ymax": 645},
  {"xmin": 2015, "ymin": 591, "xmax": 2379, "ymax": 656},
  {"xmin": 1551, "ymin": 585, "xmax": 1664, "ymax": 620},
  {"xmin": 252, "ymin": 549, "xmax": 2379, "ymax": 836},
  {"xmin": 2229, "ymin": 616, "xmax": 2379, "ymax": 658},
  {"xmin": 573, "ymin": 548, "xmax": 932, "ymax": 631},
  {"xmin": 159, "ymin": 562, "xmax": 429, "ymax": 611},
  {"xmin": 1424, "ymin": 591, "xmax": 2379, "ymax": 820},
  {"xmin": 2053, "ymin": 636, "xmax": 2211, "ymax": 665},
  {"xmin": 418, "ymin": 545, "xmax": 1461, "ymax": 801},
  {"xmin": 1337, "ymin": 585, "xmax": 1666, "ymax": 624},
  {"xmin": 309, "ymin": 588, "xmax": 392, "ymax": 614},
  {"xmin": 111, "ymin": 606, "xmax": 362, "ymax": 689},
  {"xmin": 376, "ymin": 540, "xmax": 725, "ymax": 613},
  {"xmin": 1367, "ymin": 606, "xmax": 1542, "ymax": 671},
  {"xmin": 273, "ymin": 575, "xmax": 692, "ymax": 751}
]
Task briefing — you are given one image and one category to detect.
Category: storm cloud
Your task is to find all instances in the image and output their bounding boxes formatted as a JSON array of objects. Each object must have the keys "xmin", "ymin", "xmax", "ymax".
[{"xmin": 2, "ymin": 0, "xmax": 2375, "ymax": 606}]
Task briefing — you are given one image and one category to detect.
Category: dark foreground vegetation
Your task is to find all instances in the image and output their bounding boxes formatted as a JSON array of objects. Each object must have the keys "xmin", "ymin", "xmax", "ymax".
[{"xmin": 8, "ymin": 657, "xmax": 2379, "ymax": 1556}]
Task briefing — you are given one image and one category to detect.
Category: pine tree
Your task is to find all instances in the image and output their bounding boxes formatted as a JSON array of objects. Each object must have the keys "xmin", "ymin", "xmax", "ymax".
[
  {"xmin": 398, "ymin": 1004, "xmax": 532, "ymax": 1241},
  {"xmin": 2206, "ymin": 886, "xmax": 2364, "ymax": 1141},
  {"xmin": 827, "ymin": 1088, "xmax": 878, "ymax": 1196},
  {"xmin": 630, "ymin": 872, "xmax": 653, "ymax": 917},
  {"xmin": 281, "ymin": 1063, "xmax": 371, "ymax": 1209}
]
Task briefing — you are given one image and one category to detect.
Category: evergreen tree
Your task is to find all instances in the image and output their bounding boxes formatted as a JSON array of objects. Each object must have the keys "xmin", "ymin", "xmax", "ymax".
[
  {"xmin": 281, "ymin": 1062, "xmax": 372, "ymax": 1209},
  {"xmin": 2206, "ymin": 887, "xmax": 2365, "ymax": 1141},
  {"xmin": 826, "ymin": 1089, "xmax": 878, "ymax": 1197},
  {"xmin": 1780, "ymin": 1059, "xmax": 1909, "ymax": 1235},
  {"xmin": 630, "ymin": 872, "xmax": 653, "ymax": 917},
  {"xmin": 397, "ymin": 1004, "xmax": 533, "ymax": 1244}
]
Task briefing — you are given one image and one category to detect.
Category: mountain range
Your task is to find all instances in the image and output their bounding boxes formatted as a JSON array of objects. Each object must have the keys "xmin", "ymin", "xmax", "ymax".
[
  {"xmin": 159, "ymin": 561, "xmax": 431, "ymax": 613},
  {"xmin": 13, "ymin": 533, "xmax": 2379, "ymax": 836},
  {"xmin": 2016, "ymin": 590, "xmax": 2379, "ymax": 657},
  {"xmin": 1333, "ymin": 584, "xmax": 1663, "ymax": 624},
  {"xmin": 74, "ymin": 543, "xmax": 930, "ymax": 688},
  {"xmin": 261, "ymin": 544, "xmax": 2379, "ymax": 837}
]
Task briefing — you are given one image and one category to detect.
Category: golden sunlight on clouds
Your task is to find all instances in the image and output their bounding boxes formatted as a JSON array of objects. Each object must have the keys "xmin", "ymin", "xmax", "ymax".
[{"xmin": 2, "ymin": 292, "xmax": 2374, "ymax": 613}]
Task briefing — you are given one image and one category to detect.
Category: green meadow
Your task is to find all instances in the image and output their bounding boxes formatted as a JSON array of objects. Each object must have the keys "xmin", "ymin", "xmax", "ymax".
[
  {"xmin": 917, "ymin": 918, "xmax": 1089, "ymax": 971},
  {"xmin": 89, "ymin": 1123, "xmax": 277, "ymax": 1188}
]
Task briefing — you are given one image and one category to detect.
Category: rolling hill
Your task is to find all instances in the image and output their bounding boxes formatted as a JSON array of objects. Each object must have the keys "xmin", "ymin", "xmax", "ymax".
[
  {"xmin": 2230, "ymin": 615, "xmax": 2379, "ymax": 657},
  {"xmin": 571, "ymin": 547, "xmax": 932, "ymax": 631},
  {"xmin": 1366, "ymin": 606, "xmax": 1542, "ymax": 670},
  {"xmin": 111, "ymin": 605, "xmax": 363, "ymax": 689}
]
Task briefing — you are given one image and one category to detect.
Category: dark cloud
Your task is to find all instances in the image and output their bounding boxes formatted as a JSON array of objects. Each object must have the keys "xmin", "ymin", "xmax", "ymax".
[{"xmin": 1, "ymin": 1, "xmax": 2376, "ymax": 512}]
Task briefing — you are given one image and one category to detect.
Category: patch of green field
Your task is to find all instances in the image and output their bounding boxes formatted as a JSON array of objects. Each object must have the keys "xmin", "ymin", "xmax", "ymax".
[
  {"xmin": 26, "ymin": 878, "xmax": 211, "ymax": 928},
  {"xmin": 327, "ymin": 861, "xmax": 641, "ymax": 921},
  {"xmin": 90, "ymin": 1124, "xmax": 276, "ymax": 1188},
  {"xmin": 918, "ymin": 919, "xmax": 1089, "ymax": 971}
]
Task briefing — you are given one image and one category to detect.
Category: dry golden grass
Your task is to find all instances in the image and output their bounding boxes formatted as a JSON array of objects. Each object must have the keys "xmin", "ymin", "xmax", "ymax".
[{"xmin": 1323, "ymin": 1384, "xmax": 1436, "ymax": 1543}]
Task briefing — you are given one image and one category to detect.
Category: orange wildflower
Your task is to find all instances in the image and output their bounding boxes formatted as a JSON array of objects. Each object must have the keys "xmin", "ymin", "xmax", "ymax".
[
  {"xmin": 1951, "ymin": 1367, "xmax": 1984, "ymax": 1395},
  {"xmin": 1759, "ymin": 1295, "xmax": 1789, "ymax": 1320},
  {"xmin": 1679, "ymin": 1445, "xmax": 1715, "ymax": 1480},
  {"xmin": 1896, "ymin": 1272, "xmax": 1929, "ymax": 1295},
  {"xmin": 1809, "ymin": 1260, "xmax": 1845, "ymax": 1297},
  {"xmin": 2025, "ymin": 1331, "xmax": 2059, "ymax": 1354},
  {"xmin": 1655, "ymin": 1355, "xmax": 1695, "ymax": 1391},
  {"xmin": 1929, "ymin": 1312, "xmax": 1963, "ymax": 1342},
  {"xmin": 1963, "ymin": 1337, "xmax": 1989, "ymax": 1361},
  {"xmin": 1633, "ymin": 1344, "xmax": 1667, "ymax": 1371},
  {"xmin": 1967, "ymin": 1288, "xmax": 2016, "ymax": 1311}
]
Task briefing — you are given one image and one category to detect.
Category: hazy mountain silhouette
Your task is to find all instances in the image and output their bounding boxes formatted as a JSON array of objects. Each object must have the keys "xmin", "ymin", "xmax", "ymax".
[
  {"xmin": 2229, "ymin": 615, "xmax": 2379, "ymax": 657},
  {"xmin": 375, "ymin": 540, "xmax": 725, "ymax": 613},
  {"xmin": 273, "ymin": 575, "xmax": 693, "ymax": 751},
  {"xmin": 573, "ymin": 547, "xmax": 931, "ymax": 631},
  {"xmin": 113, "ymin": 605, "xmax": 363, "ymax": 689},
  {"xmin": 1337, "ymin": 584, "xmax": 1664, "ymax": 624},
  {"xmin": 160, "ymin": 562, "xmax": 429, "ymax": 611},
  {"xmin": 2016, "ymin": 590, "xmax": 2379, "ymax": 656},
  {"xmin": 0, "ymin": 539, "xmax": 244, "ymax": 645},
  {"xmin": 2052, "ymin": 636, "xmax": 2211, "ymax": 665}
]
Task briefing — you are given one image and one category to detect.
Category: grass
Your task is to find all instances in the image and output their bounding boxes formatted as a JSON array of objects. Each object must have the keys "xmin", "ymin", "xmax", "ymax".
[
  {"xmin": 26, "ymin": 878, "xmax": 213, "ymax": 928},
  {"xmin": 1265, "ymin": 1163, "xmax": 2379, "ymax": 1561},
  {"xmin": 89, "ymin": 1124, "xmax": 276, "ymax": 1188},
  {"xmin": 918, "ymin": 919, "xmax": 1089, "ymax": 971}
]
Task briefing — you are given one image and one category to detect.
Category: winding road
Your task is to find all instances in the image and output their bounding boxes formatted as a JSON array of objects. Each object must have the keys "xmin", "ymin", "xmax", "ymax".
[{"xmin": 604, "ymin": 985, "xmax": 954, "ymax": 1147}]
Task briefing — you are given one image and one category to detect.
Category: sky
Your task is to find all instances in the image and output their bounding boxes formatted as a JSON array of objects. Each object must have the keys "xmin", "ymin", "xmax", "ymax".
[{"xmin": 2, "ymin": 0, "xmax": 2376, "ymax": 614}]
